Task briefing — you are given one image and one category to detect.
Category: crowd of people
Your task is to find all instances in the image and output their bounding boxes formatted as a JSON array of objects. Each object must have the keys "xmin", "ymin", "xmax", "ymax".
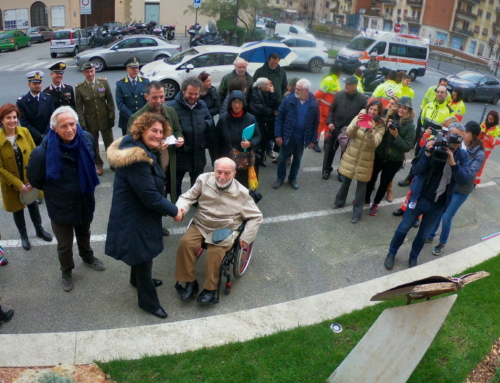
[{"xmin": 0, "ymin": 53, "xmax": 499, "ymax": 324}]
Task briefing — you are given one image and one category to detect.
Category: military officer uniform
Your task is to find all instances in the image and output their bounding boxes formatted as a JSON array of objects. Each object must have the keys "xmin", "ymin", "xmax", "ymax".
[
  {"xmin": 116, "ymin": 57, "xmax": 150, "ymax": 136},
  {"xmin": 16, "ymin": 71, "xmax": 55, "ymax": 146},
  {"xmin": 75, "ymin": 62, "xmax": 116, "ymax": 171},
  {"xmin": 43, "ymin": 62, "xmax": 76, "ymax": 110}
]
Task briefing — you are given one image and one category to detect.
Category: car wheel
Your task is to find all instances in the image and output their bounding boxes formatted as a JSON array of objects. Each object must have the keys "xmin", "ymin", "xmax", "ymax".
[
  {"xmin": 41, "ymin": 36, "xmax": 45, "ymax": 43},
  {"xmin": 162, "ymin": 80, "xmax": 179, "ymax": 101},
  {"xmin": 90, "ymin": 57, "xmax": 106, "ymax": 72},
  {"xmin": 466, "ymin": 91, "xmax": 475, "ymax": 103},
  {"xmin": 27, "ymin": 40, "xmax": 31, "ymax": 47},
  {"xmin": 308, "ymin": 58, "xmax": 324, "ymax": 73},
  {"xmin": 51, "ymin": 52, "xmax": 57, "ymax": 58},
  {"xmin": 73, "ymin": 46, "xmax": 79, "ymax": 56},
  {"xmin": 491, "ymin": 94, "xmax": 500, "ymax": 105},
  {"xmin": 409, "ymin": 70, "xmax": 417, "ymax": 81},
  {"xmin": 155, "ymin": 54, "xmax": 169, "ymax": 61},
  {"xmin": 13, "ymin": 44, "xmax": 18, "ymax": 51}
]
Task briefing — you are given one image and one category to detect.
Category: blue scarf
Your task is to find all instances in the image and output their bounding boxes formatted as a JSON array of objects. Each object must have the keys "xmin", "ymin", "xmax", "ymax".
[{"xmin": 46, "ymin": 125, "xmax": 100, "ymax": 195}]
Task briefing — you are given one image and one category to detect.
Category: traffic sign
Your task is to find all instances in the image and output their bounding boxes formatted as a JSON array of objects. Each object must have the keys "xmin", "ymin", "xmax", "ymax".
[
  {"xmin": 81, "ymin": 0, "xmax": 91, "ymax": 15},
  {"xmin": 194, "ymin": 0, "xmax": 201, "ymax": 8}
]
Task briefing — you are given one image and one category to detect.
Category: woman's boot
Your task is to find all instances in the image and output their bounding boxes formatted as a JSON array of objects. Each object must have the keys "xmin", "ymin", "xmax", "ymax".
[
  {"xmin": 27, "ymin": 202, "xmax": 53, "ymax": 242},
  {"xmin": 0, "ymin": 305, "xmax": 14, "ymax": 325},
  {"xmin": 13, "ymin": 210, "xmax": 31, "ymax": 250}
]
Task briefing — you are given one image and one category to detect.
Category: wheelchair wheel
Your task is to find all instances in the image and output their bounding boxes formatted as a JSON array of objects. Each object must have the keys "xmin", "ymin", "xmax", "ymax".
[
  {"xmin": 233, "ymin": 241, "xmax": 254, "ymax": 278},
  {"xmin": 225, "ymin": 282, "xmax": 232, "ymax": 295}
]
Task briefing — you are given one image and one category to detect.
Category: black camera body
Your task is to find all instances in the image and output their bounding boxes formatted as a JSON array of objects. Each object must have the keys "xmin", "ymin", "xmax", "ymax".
[
  {"xmin": 431, "ymin": 132, "xmax": 463, "ymax": 162},
  {"xmin": 389, "ymin": 120, "xmax": 399, "ymax": 130}
]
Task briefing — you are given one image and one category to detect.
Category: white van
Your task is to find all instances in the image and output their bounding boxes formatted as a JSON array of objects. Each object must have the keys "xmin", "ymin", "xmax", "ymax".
[
  {"xmin": 273, "ymin": 23, "xmax": 315, "ymax": 40},
  {"xmin": 335, "ymin": 30, "xmax": 429, "ymax": 80}
]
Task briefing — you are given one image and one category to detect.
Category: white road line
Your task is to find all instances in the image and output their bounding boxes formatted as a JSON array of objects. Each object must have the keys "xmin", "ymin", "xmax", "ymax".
[
  {"xmin": 9, "ymin": 63, "xmax": 36, "ymax": 71},
  {"xmin": 1, "ymin": 182, "xmax": 496, "ymax": 249},
  {"xmin": 23, "ymin": 61, "xmax": 50, "ymax": 70}
]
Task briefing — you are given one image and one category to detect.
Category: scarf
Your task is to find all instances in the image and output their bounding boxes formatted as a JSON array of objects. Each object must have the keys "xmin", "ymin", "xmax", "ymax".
[
  {"xmin": 230, "ymin": 109, "xmax": 244, "ymax": 118},
  {"xmin": 435, "ymin": 162, "xmax": 452, "ymax": 202},
  {"xmin": 46, "ymin": 125, "xmax": 100, "ymax": 195}
]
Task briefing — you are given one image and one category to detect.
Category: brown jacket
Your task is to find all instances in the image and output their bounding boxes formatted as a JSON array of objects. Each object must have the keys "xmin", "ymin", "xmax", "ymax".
[
  {"xmin": 176, "ymin": 172, "xmax": 263, "ymax": 246},
  {"xmin": 338, "ymin": 111, "xmax": 385, "ymax": 182},
  {"xmin": 75, "ymin": 78, "xmax": 115, "ymax": 132},
  {"xmin": 0, "ymin": 127, "xmax": 40, "ymax": 212}
]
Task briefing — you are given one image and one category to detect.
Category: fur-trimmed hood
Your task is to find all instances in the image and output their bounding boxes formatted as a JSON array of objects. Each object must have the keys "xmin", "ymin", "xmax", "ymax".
[{"xmin": 107, "ymin": 135, "xmax": 154, "ymax": 168}]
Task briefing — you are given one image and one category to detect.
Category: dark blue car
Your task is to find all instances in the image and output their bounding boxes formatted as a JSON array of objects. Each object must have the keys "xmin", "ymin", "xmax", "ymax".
[{"xmin": 447, "ymin": 71, "xmax": 500, "ymax": 105}]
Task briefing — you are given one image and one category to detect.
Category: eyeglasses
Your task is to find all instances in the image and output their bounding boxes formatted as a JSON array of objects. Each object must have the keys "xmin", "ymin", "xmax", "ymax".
[{"xmin": 295, "ymin": 88, "xmax": 306, "ymax": 91}]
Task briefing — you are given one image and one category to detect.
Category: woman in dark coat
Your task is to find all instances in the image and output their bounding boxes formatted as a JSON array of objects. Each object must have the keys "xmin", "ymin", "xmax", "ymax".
[
  {"xmin": 198, "ymin": 71, "xmax": 221, "ymax": 117},
  {"xmin": 215, "ymin": 90, "xmax": 261, "ymax": 188},
  {"xmin": 105, "ymin": 113, "xmax": 180, "ymax": 319},
  {"xmin": 249, "ymin": 77, "xmax": 279, "ymax": 167}
]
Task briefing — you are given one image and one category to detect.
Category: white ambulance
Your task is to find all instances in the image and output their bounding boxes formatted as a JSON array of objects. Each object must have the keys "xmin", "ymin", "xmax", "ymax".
[{"xmin": 335, "ymin": 30, "xmax": 429, "ymax": 80}]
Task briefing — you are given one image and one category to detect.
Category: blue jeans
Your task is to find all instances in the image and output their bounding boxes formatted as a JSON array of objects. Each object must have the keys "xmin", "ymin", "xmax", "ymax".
[
  {"xmin": 428, "ymin": 191, "xmax": 469, "ymax": 244},
  {"xmin": 389, "ymin": 197, "xmax": 446, "ymax": 260},
  {"xmin": 277, "ymin": 139, "xmax": 305, "ymax": 181}
]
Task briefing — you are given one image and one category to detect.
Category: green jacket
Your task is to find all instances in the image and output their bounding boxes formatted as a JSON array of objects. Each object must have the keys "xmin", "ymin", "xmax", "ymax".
[
  {"xmin": 218, "ymin": 70, "xmax": 254, "ymax": 102},
  {"xmin": 75, "ymin": 78, "xmax": 115, "ymax": 132},
  {"xmin": 252, "ymin": 62, "xmax": 288, "ymax": 102},
  {"xmin": 376, "ymin": 113, "xmax": 416, "ymax": 162},
  {"xmin": 127, "ymin": 104, "xmax": 183, "ymax": 203}
]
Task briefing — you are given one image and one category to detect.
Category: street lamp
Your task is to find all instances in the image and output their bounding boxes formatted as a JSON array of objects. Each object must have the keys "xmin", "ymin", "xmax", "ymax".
[{"xmin": 231, "ymin": 0, "xmax": 240, "ymax": 46}]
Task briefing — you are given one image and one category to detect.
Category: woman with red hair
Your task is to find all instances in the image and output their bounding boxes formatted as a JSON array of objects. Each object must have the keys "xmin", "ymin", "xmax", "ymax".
[{"xmin": 475, "ymin": 110, "xmax": 500, "ymax": 185}]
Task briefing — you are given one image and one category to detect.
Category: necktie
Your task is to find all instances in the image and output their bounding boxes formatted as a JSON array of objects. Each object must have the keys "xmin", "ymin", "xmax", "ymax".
[
  {"xmin": 132, "ymin": 80, "xmax": 137, "ymax": 88},
  {"xmin": 35, "ymin": 96, "xmax": 39, "ymax": 103},
  {"xmin": 56, "ymin": 86, "xmax": 61, "ymax": 93},
  {"xmin": 90, "ymin": 82, "xmax": 94, "ymax": 91}
]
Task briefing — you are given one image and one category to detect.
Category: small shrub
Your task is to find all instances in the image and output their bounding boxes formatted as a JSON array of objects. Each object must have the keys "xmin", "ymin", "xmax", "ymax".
[
  {"xmin": 38, "ymin": 372, "xmax": 76, "ymax": 383},
  {"xmin": 216, "ymin": 19, "xmax": 247, "ymax": 46}
]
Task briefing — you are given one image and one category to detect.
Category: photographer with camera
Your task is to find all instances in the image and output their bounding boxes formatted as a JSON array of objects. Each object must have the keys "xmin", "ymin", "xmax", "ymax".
[
  {"xmin": 384, "ymin": 124, "xmax": 469, "ymax": 270},
  {"xmin": 365, "ymin": 97, "xmax": 416, "ymax": 216}
]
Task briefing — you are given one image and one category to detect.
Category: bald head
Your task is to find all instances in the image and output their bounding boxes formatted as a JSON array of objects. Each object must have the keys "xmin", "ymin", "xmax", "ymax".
[{"xmin": 214, "ymin": 157, "xmax": 236, "ymax": 188}]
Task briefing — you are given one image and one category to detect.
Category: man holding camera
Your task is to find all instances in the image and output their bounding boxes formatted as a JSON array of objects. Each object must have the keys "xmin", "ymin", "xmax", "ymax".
[{"xmin": 384, "ymin": 124, "xmax": 469, "ymax": 270}]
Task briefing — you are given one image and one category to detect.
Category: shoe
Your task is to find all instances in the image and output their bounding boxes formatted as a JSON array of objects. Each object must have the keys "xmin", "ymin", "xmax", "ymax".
[
  {"xmin": 84, "ymin": 257, "xmax": 106, "ymax": 271},
  {"xmin": 176, "ymin": 280, "xmax": 199, "ymax": 302},
  {"xmin": 149, "ymin": 307, "xmax": 168, "ymax": 319},
  {"xmin": 426, "ymin": 238, "xmax": 434, "ymax": 243},
  {"xmin": 20, "ymin": 234, "xmax": 31, "ymax": 251},
  {"xmin": 369, "ymin": 204, "xmax": 378, "ymax": 216},
  {"xmin": 62, "ymin": 271, "xmax": 73, "ymax": 292},
  {"xmin": 409, "ymin": 258, "xmax": 418, "ymax": 268},
  {"xmin": 260, "ymin": 161, "xmax": 267, "ymax": 167},
  {"xmin": 0, "ymin": 306, "xmax": 14, "ymax": 324},
  {"xmin": 433, "ymin": 242, "xmax": 445, "ymax": 256},
  {"xmin": 266, "ymin": 150, "xmax": 276, "ymax": 159},
  {"xmin": 351, "ymin": 217, "xmax": 360, "ymax": 224},
  {"xmin": 337, "ymin": 173, "xmax": 345, "ymax": 182},
  {"xmin": 0, "ymin": 257, "xmax": 8, "ymax": 266},
  {"xmin": 162, "ymin": 228, "xmax": 170, "ymax": 237},
  {"xmin": 130, "ymin": 279, "xmax": 163, "ymax": 288},
  {"xmin": 364, "ymin": 199, "xmax": 371, "ymax": 207},
  {"xmin": 96, "ymin": 168, "xmax": 103, "ymax": 176},
  {"xmin": 312, "ymin": 143, "xmax": 321, "ymax": 153},
  {"xmin": 272, "ymin": 179, "xmax": 284, "ymax": 189},
  {"xmin": 322, "ymin": 171, "xmax": 330, "ymax": 180},
  {"xmin": 386, "ymin": 190, "xmax": 394, "ymax": 202},
  {"xmin": 196, "ymin": 289, "xmax": 218, "ymax": 305},
  {"xmin": 413, "ymin": 218, "xmax": 421, "ymax": 228},
  {"xmin": 332, "ymin": 203, "xmax": 344, "ymax": 209},
  {"xmin": 398, "ymin": 177, "xmax": 411, "ymax": 187},
  {"xmin": 289, "ymin": 179, "xmax": 299, "ymax": 190},
  {"xmin": 36, "ymin": 228, "xmax": 53, "ymax": 242},
  {"xmin": 272, "ymin": 157, "xmax": 278, "ymax": 164},
  {"xmin": 384, "ymin": 253, "xmax": 396, "ymax": 270},
  {"xmin": 392, "ymin": 208, "xmax": 405, "ymax": 217}
]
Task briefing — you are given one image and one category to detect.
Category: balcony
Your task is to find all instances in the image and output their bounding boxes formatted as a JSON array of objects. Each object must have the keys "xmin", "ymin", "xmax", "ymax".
[
  {"xmin": 455, "ymin": 8, "xmax": 478, "ymax": 22},
  {"xmin": 404, "ymin": 16, "xmax": 420, "ymax": 24},
  {"xmin": 461, "ymin": 0, "xmax": 480, "ymax": 4},
  {"xmin": 452, "ymin": 26, "xmax": 474, "ymax": 37},
  {"xmin": 384, "ymin": 13, "xmax": 393, "ymax": 20},
  {"xmin": 407, "ymin": 0, "xmax": 423, "ymax": 7},
  {"xmin": 490, "ymin": 37, "xmax": 498, "ymax": 44},
  {"xmin": 377, "ymin": 0, "xmax": 396, "ymax": 3},
  {"xmin": 496, "ymin": 6, "xmax": 500, "ymax": 13},
  {"xmin": 495, "ymin": 22, "xmax": 500, "ymax": 31}
]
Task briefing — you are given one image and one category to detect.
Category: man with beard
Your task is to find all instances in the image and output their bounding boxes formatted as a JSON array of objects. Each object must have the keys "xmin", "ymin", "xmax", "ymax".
[{"xmin": 173, "ymin": 157, "xmax": 263, "ymax": 305}]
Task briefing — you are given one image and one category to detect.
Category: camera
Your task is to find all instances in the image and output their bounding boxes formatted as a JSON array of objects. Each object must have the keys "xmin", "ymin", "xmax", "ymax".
[
  {"xmin": 431, "ymin": 132, "xmax": 463, "ymax": 162},
  {"xmin": 389, "ymin": 120, "xmax": 399, "ymax": 130}
]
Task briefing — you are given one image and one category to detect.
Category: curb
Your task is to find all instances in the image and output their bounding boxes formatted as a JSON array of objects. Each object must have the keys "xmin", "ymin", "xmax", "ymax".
[{"xmin": 2, "ymin": 235, "xmax": 500, "ymax": 367}]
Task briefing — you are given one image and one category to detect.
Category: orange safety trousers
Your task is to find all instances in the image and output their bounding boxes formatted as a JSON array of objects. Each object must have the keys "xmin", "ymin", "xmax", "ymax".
[
  {"xmin": 475, "ymin": 134, "xmax": 499, "ymax": 185},
  {"xmin": 314, "ymin": 89, "xmax": 335, "ymax": 138}
]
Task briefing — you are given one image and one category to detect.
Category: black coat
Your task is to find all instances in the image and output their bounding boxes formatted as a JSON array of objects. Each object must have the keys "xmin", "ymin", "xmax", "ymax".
[
  {"xmin": 27, "ymin": 130, "xmax": 96, "ymax": 225},
  {"xmin": 215, "ymin": 91, "xmax": 261, "ymax": 159},
  {"xmin": 200, "ymin": 86, "xmax": 221, "ymax": 117},
  {"xmin": 249, "ymin": 88, "xmax": 279, "ymax": 134},
  {"xmin": 17, "ymin": 91, "xmax": 55, "ymax": 145},
  {"xmin": 43, "ymin": 84, "xmax": 76, "ymax": 110},
  {"xmin": 105, "ymin": 135, "xmax": 178, "ymax": 267},
  {"xmin": 167, "ymin": 92, "xmax": 213, "ymax": 173}
]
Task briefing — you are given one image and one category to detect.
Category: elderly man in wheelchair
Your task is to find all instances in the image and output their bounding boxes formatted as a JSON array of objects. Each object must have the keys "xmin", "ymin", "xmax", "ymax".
[{"xmin": 174, "ymin": 157, "xmax": 263, "ymax": 305}]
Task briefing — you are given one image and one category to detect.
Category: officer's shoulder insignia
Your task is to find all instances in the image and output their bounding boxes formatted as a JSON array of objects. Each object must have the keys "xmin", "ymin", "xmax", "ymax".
[
  {"xmin": 76, "ymin": 82, "xmax": 84, "ymax": 87},
  {"xmin": 98, "ymin": 78, "xmax": 107, "ymax": 81},
  {"xmin": 18, "ymin": 96, "xmax": 23, "ymax": 100},
  {"xmin": 117, "ymin": 77, "xmax": 126, "ymax": 82},
  {"xmin": 44, "ymin": 93, "xmax": 51, "ymax": 96}
]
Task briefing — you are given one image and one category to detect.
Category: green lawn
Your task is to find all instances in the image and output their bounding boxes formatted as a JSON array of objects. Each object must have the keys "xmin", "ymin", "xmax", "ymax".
[
  {"xmin": 328, "ymin": 49, "xmax": 338, "ymax": 59},
  {"xmin": 99, "ymin": 255, "xmax": 500, "ymax": 383}
]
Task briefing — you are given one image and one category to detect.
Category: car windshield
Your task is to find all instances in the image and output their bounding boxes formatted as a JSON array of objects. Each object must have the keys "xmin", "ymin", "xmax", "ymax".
[
  {"xmin": 27, "ymin": 28, "xmax": 38, "ymax": 33},
  {"xmin": 0, "ymin": 33, "xmax": 13, "ymax": 39},
  {"xmin": 295, "ymin": 26, "xmax": 307, "ymax": 34},
  {"xmin": 456, "ymin": 72, "xmax": 483, "ymax": 83},
  {"xmin": 346, "ymin": 37, "xmax": 376, "ymax": 51},
  {"xmin": 53, "ymin": 31, "xmax": 71, "ymax": 40},
  {"xmin": 167, "ymin": 48, "xmax": 198, "ymax": 64}
]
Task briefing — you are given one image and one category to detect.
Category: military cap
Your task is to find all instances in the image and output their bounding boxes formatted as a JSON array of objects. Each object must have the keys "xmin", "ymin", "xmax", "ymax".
[
  {"xmin": 343, "ymin": 75, "xmax": 358, "ymax": 85},
  {"xmin": 81, "ymin": 62, "xmax": 95, "ymax": 71},
  {"xmin": 26, "ymin": 71, "xmax": 44, "ymax": 83},
  {"xmin": 125, "ymin": 57, "xmax": 140, "ymax": 68},
  {"xmin": 49, "ymin": 62, "xmax": 67, "ymax": 73},
  {"xmin": 397, "ymin": 96, "xmax": 413, "ymax": 109}
]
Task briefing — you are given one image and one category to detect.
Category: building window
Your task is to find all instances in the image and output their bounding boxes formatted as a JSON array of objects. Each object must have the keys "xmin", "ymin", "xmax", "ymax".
[
  {"xmin": 478, "ymin": 43, "xmax": 484, "ymax": 56},
  {"xmin": 276, "ymin": 0, "xmax": 279, "ymax": 4},
  {"xmin": 288, "ymin": 1, "xmax": 292, "ymax": 5},
  {"xmin": 486, "ymin": 12, "xmax": 491, "ymax": 20},
  {"xmin": 326, "ymin": 1, "xmax": 329, "ymax": 8},
  {"xmin": 483, "ymin": 28, "xmax": 488, "ymax": 35},
  {"xmin": 0, "ymin": 10, "xmax": 3, "ymax": 30},
  {"xmin": 397, "ymin": 9, "xmax": 401, "ymax": 15},
  {"xmin": 4, "ymin": 9, "xmax": 29, "ymax": 30},
  {"xmin": 474, "ymin": 25, "xmax": 480, "ymax": 33},
  {"xmin": 478, "ymin": 9, "xmax": 482, "ymax": 17}
]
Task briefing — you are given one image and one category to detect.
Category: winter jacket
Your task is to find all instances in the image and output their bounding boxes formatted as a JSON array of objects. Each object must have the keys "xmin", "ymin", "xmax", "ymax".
[
  {"xmin": 456, "ymin": 144, "xmax": 485, "ymax": 195},
  {"xmin": 200, "ymin": 86, "xmax": 221, "ymax": 117},
  {"xmin": 420, "ymin": 100, "xmax": 454, "ymax": 132},
  {"xmin": 105, "ymin": 135, "xmax": 178, "ymax": 267},
  {"xmin": 448, "ymin": 99, "xmax": 466, "ymax": 121},
  {"xmin": 275, "ymin": 92, "xmax": 320, "ymax": 147},
  {"xmin": 253, "ymin": 62, "xmax": 288, "ymax": 102},
  {"xmin": 326, "ymin": 90, "xmax": 367, "ymax": 129},
  {"xmin": 372, "ymin": 80, "xmax": 402, "ymax": 106},
  {"xmin": 167, "ymin": 92, "xmax": 213, "ymax": 174},
  {"xmin": 27, "ymin": 129, "xmax": 96, "ymax": 225},
  {"xmin": 249, "ymin": 87, "xmax": 279, "ymax": 134},
  {"xmin": 218, "ymin": 70, "xmax": 254, "ymax": 102},
  {"xmin": 338, "ymin": 112, "xmax": 385, "ymax": 182},
  {"xmin": 215, "ymin": 90, "xmax": 261, "ymax": 158},
  {"xmin": 420, "ymin": 85, "xmax": 452, "ymax": 109},
  {"xmin": 375, "ymin": 113, "xmax": 415, "ymax": 162}
]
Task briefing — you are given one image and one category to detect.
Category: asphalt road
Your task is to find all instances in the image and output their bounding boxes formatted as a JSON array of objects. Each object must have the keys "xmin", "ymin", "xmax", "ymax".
[{"xmin": 0, "ymin": 38, "xmax": 499, "ymax": 335}]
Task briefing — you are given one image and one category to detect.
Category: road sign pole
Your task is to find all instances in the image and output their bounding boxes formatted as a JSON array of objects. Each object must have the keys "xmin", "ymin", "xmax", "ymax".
[{"xmin": 196, "ymin": 8, "xmax": 198, "ymax": 25}]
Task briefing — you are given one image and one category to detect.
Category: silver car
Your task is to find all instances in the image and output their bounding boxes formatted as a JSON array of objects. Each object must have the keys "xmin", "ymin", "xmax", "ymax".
[
  {"xmin": 50, "ymin": 29, "xmax": 89, "ymax": 57},
  {"xmin": 27, "ymin": 26, "xmax": 52, "ymax": 43},
  {"xmin": 75, "ymin": 36, "xmax": 182, "ymax": 72}
]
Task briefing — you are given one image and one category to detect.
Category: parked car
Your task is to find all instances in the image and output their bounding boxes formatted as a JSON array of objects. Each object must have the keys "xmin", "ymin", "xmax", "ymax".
[
  {"xmin": 0, "ymin": 30, "xmax": 31, "ymax": 52},
  {"xmin": 273, "ymin": 23, "xmax": 315, "ymax": 39},
  {"xmin": 50, "ymin": 28, "xmax": 89, "ymax": 58},
  {"xmin": 26, "ymin": 26, "xmax": 52, "ymax": 43},
  {"xmin": 241, "ymin": 35, "xmax": 328, "ymax": 73},
  {"xmin": 447, "ymin": 71, "xmax": 500, "ymax": 105},
  {"xmin": 75, "ymin": 36, "xmax": 182, "ymax": 72},
  {"xmin": 140, "ymin": 45, "xmax": 244, "ymax": 100}
]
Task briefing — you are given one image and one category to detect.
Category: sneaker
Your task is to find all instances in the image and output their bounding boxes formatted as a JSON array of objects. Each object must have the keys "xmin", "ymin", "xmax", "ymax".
[
  {"xmin": 84, "ymin": 257, "xmax": 106, "ymax": 271},
  {"xmin": 272, "ymin": 179, "xmax": 284, "ymax": 189},
  {"xmin": 369, "ymin": 204, "xmax": 378, "ymax": 216},
  {"xmin": 62, "ymin": 277, "xmax": 73, "ymax": 292},
  {"xmin": 266, "ymin": 150, "xmax": 276, "ymax": 159},
  {"xmin": 426, "ymin": 238, "xmax": 434, "ymax": 243},
  {"xmin": 0, "ymin": 257, "xmax": 8, "ymax": 266},
  {"xmin": 392, "ymin": 208, "xmax": 405, "ymax": 217},
  {"xmin": 433, "ymin": 243, "xmax": 445, "ymax": 256},
  {"xmin": 312, "ymin": 143, "xmax": 321, "ymax": 153}
]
